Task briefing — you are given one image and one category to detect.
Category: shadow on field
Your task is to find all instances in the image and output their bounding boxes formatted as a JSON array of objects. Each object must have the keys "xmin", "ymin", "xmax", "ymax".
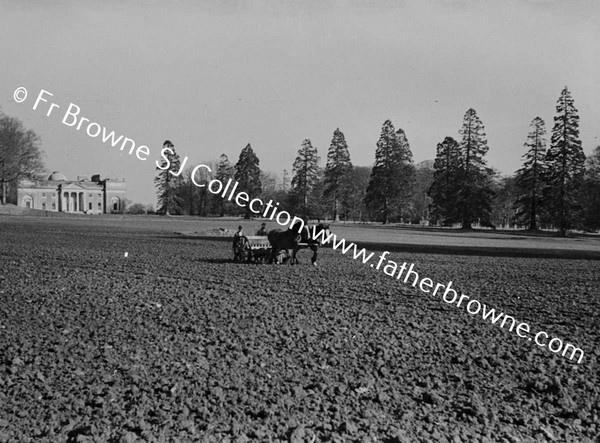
[
  {"xmin": 335, "ymin": 223, "xmax": 599, "ymax": 238},
  {"xmin": 165, "ymin": 235, "xmax": 233, "ymax": 243},
  {"xmin": 164, "ymin": 233, "xmax": 600, "ymax": 260},
  {"xmin": 347, "ymin": 241, "xmax": 600, "ymax": 260}
]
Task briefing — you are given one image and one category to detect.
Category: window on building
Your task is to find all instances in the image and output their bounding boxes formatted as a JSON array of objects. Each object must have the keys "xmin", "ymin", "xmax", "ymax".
[
  {"xmin": 98, "ymin": 202, "xmax": 102, "ymax": 209},
  {"xmin": 42, "ymin": 203, "xmax": 46, "ymax": 210},
  {"xmin": 52, "ymin": 203, "xmax": 56, "ymax": 210},
  {"xmin": 111, "ymin": 197, "xmax": 120, "ymax": 212},
  {"xmin": 88, "ymin": 193, "xmax": 93, "ymax": 197},
  {"xmin": 89, "ymin": 202, "xmax": 92, "ymax": 210}
]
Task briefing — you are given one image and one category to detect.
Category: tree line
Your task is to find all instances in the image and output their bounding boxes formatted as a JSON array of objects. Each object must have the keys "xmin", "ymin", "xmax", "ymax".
[
  {"xmin": 428, "ymin": 86, "xmax": 599, "ymax": 235},
  {"xmin": 154, "ymin": 123, "xmax": 421, "ymax": 225},
  {"xmin": 155, "ymin": 86, "xmax": 600, "ymax": 235},
  {"xmin": 2, "ymin": 90, "xmax": 596, "ymax": 236}
]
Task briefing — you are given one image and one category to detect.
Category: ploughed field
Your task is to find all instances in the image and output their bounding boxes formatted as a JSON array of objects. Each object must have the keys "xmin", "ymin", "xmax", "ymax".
[{"xmin": 0, "ymin": 218, "xmax": 599, "ymax": 443}]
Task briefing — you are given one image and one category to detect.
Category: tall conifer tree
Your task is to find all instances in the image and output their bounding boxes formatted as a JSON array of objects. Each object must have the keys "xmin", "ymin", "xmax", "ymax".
[
  {"xmin": 234, "ymin": 143, "xmax": 262, "ymax": 219},
  {"xmin": 365, "ymin": 120, "xmax": 415, "ymax": 224},
  {"xmin": 282, "ymin": 169, "xmax": 290, "ymax": 192},
  {"xmin": 457, "ymin": 108, "xmax": 494, "ymax": 229},
  {"xmin": 154, "ymin": 140, "xmax": 183, "ymax": 215},
  {"xmin": 582, "ymin": 145, "xmax": 600, "ymax": 231},
  {"xmin": 428, "ymin": 136, "xmax": 461, "ymax": 225},
  {"xmin": 214, "ymin": 154, "xmax": 234, "ymax": 216},
  {"xmin": 514, "ymin": 117, "xmax": 547, "ymax": 230},
  {"xmin": 323, "ymin": 128, "xmax": 353, "ymax": 221},
  {"xmin": 291, "ymin": 139, "xmax": 320, "ymax": 219},
  {"xmin": 543, "ymin": 86, "xmax": 586, "ymax": 236}
]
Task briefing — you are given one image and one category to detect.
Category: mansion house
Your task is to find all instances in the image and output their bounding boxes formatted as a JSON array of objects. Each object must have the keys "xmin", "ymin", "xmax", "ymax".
[{"xmin": 17, "ymin": 172, "xmax": 126, "ymax": 214}]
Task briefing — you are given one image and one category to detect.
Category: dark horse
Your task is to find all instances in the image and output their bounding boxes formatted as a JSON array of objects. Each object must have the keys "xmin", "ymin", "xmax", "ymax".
[
  {"xmin": 267, "ymin": 228, "xmax": 301, "ymax": 264},
  {"xmin": 268, "ymin": 222, "xmax": 331, "ymax": 265}
]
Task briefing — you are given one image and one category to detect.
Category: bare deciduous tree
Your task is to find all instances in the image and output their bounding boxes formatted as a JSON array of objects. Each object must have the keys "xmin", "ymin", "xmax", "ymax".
[{"xmin": 0, "ymin": 112, "xmax": 45, "ymax": 205}]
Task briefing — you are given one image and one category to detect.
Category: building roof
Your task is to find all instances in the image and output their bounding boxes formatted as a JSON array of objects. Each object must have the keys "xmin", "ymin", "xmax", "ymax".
[{"xmin": 48, "ymin": 171, "xmax": 68, "ymax": 181}]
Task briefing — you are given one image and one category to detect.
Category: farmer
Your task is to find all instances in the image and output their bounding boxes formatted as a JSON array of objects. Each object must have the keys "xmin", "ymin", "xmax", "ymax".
[
  {"xmin": 232, "ymin": 226, "xmax": 247, "ymax": 261},
  {"xmin": 233, "ymin": 226, "xmax": 244, "ymax": 249},
  {"xmin": 256, "ymin": 223, "xmax": 268, "ymax": 236}
]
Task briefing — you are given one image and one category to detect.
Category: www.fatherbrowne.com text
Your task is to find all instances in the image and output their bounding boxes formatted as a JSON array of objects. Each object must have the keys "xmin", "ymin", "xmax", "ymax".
[{"xmin": 309, "ymin": 226, "xmax": 584, "ymax": 364}]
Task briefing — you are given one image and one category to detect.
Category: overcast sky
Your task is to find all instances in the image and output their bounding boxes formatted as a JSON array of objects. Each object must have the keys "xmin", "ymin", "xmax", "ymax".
[{"xmin": 1, "ymin": 0, "xmax": 599, "ymax": 205}]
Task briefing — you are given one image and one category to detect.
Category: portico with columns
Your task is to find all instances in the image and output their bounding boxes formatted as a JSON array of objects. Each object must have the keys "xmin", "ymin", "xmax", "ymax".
[{"xmin": 17, "ymin": 171, "xmax": 125, "ymax": 214}]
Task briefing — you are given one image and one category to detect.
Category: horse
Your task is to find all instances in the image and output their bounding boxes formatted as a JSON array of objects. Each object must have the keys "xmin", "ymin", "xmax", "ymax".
[
  {"xmin": 268, "ymin": 222, "xmax": 331, "ymax": 266},
  {"xmin": 292, "ymin": 223, "xmax": 331, "ymax": 266},
  {"xmin": 267, "ymin": 228, "xmax": 302, "ymax": 264}
]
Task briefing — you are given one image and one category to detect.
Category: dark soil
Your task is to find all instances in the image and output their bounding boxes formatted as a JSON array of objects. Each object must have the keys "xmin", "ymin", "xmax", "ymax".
[{"xmin": 0, "ymin": 218, "xmax": 599, "ymax": 442}]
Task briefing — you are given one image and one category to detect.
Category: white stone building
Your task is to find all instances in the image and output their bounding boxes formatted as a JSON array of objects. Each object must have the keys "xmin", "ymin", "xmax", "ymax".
[{"xmin": 17, "ymin": 172, "xmax": 126, "ymax": 214}]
